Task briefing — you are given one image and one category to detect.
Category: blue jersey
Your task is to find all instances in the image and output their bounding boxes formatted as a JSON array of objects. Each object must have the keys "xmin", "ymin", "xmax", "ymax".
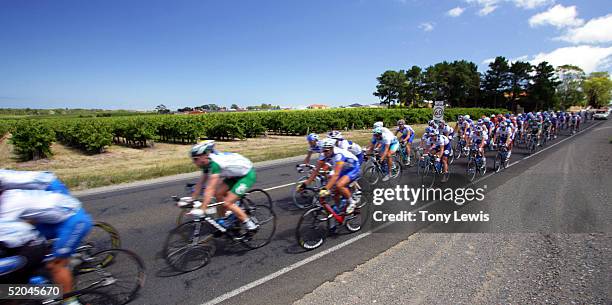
[
  {"xmin": 396, "ymin": 126, "xmax": 414, "ymax": 138},
  {"xmin": 319, "ymin": 147, "xmax": 359, "ymax": 169}
]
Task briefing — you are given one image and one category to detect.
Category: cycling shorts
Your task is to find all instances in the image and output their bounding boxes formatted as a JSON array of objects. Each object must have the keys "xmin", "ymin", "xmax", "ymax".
[
  {"xmin": 223, "ymin": 168, "xmax": 256, "ymax": 196},
  {"xmin": 35, "ymin": 208, "xmax": 92, "ymax": 258},
  {"xmin": 356, "ymin": 152, "xmax": 364, "ymax": 165},
  {"xmin": 46, "ymin": 178, "xmax": 71, "ymax": 195},
  {"xmin": 381, "ymin": 142, "xmax": 399, "ymax": 153},
  {"xmin": 339, "ymin": 165, "xmax": 360, "ymax": 183}
]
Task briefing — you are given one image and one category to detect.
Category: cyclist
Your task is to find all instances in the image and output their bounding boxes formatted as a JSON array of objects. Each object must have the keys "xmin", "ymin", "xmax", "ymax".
[
  {"xmin": 460, "ymin": 115, "xmax": 473, "ymax": 152},
  {"xmin": 419, "ymin": 127, "xmax": 435, "ymax": 154},
  {"xmin": 0, "ymin": 186, "xmax": 92, "ymax": 305},
  {"xmin": 471, "ymin": 125, "xmax": 488, "ymax": 168},
  {"xmin": 299, "ymin": 138, "xmax": 360, "ymax": 214},
  {"xmin": 396, "ymin": 120, "xmax": 415, "ymax": 166},
  {"xmin": 527, "ymin": 114, "xmax": 542, "ymax": 146},
  {"xmin": 542, "ymin": 115, "xmax": 552, "ymax": 141},
  {"xmin": 366, "ymin": 126, "xmax": 399, "ymax": 182},
  {"xmin": 187, "ymin": 140, "xmax": 259, "ymax": 233},
  {"xmin": 0, "ymin": 220, "xmax": 47, "ymax": 285},
  {"xmin": 493, "ymin": 120, "xmax": 514, "ymax": 161},
  {"xmin": 428, "ymin": 130, "xmax": 452, "ymax": 182},
  {"xmin": 550, "ymin": 112, "xmax": 558, "ymax": 139},
  {"xmin": 328, "ymin": 131, "xmax": 364, "ymax": 165},
  {"xmin": 303, "ymin": 133, "xmax": 322, "ymax": 164},
  {"xmin": 439, "ymin": 120, "xmax": 454, "ymax": 138}
]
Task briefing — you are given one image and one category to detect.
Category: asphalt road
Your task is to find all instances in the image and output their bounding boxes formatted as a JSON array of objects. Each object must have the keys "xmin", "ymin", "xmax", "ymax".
[{"xmin": 76, "ymin": 118, "xmax": 609, "ymax": 305}]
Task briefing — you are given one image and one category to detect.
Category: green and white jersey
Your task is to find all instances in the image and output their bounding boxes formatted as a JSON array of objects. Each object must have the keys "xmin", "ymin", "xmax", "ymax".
[{"xmin": 205, "ymin": 152, "xmax": 253, "ymax": 178}]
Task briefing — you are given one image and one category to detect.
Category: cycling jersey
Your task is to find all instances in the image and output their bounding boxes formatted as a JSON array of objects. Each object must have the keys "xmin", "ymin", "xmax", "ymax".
[
  {"xmin": 0, "ymin": 220, "xmax": 43, "ymax": 249},
  {"xmin": 337, "ymin": 139, "xmax": 363, "ymax": 156},
  {"xmin": 432, "ymin": 135, "xmax": 452, "ymax": 157},
  {"xmin": 396, "ymin": 126, "xmax": 415, "ymax": 140},
  {"xmin": 0, "ymin": 190, "xmax": 81, "ymax": 224},
  {"xmin": 319, "ymin": 147, "xmax": 360, "ymax": 181},
  {"xmin": 461, "ymin": 120, "xmax": 473, "ymax": 135},
  {"xmin": 0, "ymin": 169, "xmax": 69, "ymax": 195},
  {"xmin": 528, "ymin": 120, "xmax": 541, "ymax": 133},
  {"xmin": 496, "ymin": 126, "xmax": 514, "ymax": 140},
  {"xmin": 204, "ymin": 152, "xmax": 253, "ymax": 178},
  {"xmin": 308, "ymin": 141, "xmax": 322, "ymax": 153},
  {"xmin": 471, "ymin": 131, "xmax": 488, "ymax": 145},
  {"xmin": 440, "ymin": 125, "xmax": 454, "ymax": 137}
]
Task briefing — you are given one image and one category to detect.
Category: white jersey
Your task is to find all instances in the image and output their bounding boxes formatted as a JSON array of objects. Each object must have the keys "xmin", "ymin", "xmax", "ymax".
[
  {"xmin": 207, "ymin": 152, "xmax": 253, "ymax": 177},
  {"xmin": 0, "ymin": 189, "xmax": 82, "ymax": 224},
  {"xmin": 496, "ymin": 126, "xmax": 513, "ymax": 138},
  {"xmin": 440, "ymin": 125, "xmax": 454, "ymax": 136},
  {"xmin": 0, "ymin": 220, "xmax": 43, "ymax": 248},
  {"xmin": 471, "ymin": 131, "xmax": 489, "ymax": 142},
  {"xmin": 433, "ymin": 135, "xmax": 451, "ymax": 147},
  {"xmin": 318, "ymin": 147, "xmax": 358, "ymax": 168},
  {"xmin": 374, "ymin": 127, "xmax": 398, "ymax": 145},
  {"xmin": 0, "ymin": 169, "xmax": 56, "ymax": 190},
  {"xmin": 337, "ymin": 139, "xmax": 362, "ymax": 156}
]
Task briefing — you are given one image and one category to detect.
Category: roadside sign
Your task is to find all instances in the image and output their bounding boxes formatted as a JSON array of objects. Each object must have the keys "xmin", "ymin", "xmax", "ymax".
[{"xmin": 433, "ymin": 101, "xmax": 444, "ymax": 122}]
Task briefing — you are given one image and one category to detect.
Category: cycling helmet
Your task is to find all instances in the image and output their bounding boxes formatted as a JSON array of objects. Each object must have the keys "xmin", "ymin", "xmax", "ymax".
[
  {"xmin": 490, "ymin": 114, "xmax": 495, "ymax": 118},
  {"xmin": 373, "ymin": 121, "xmax": 384, "ymax": 128},
  {"xmin": 190, "ymin": 140, "xmax": 215, "ymax": 157},
  {"xmin": 505, "ymin": 114, "xmax": 511, "ymax": 119},
  {"xmin": 458, "ymin": 115, "xmax": 464, "ymax": 121},
  {"xmin": 500, "ymin": 121, "xmax": 507, "ymax": 127},
  {"xmin": 321, "ymin": 138, "xmax": 336, "ymax": 150},
  {"xmin": 328, "ymin": 130, "xmax": 342, "ymax": 139},
  {"xmin": 477, "ymin": 119, "xmax": 483, "ymax": 125},
  {"xmin": 397, "ymin": 119, "xmax": 405, "ymax": 125},
  {"xmin": 484, "ymin": 117, "xmax": 490, "ymax": 123},
  {"xmin": 505, "ymin": 119, "xmax": 512, "ymax": 124},
  {"xmin": 464, "ymin": 115, "xmax": 470, "ymax": 120},
  {"xmin": 373, "ymin": 127, "xmax": 384, "ymax": 134},
  {"xmin": 425, "ymin": 126, "xmax": 434, "ymax": 134},
  {"xmin": 306, "ymin": 133, "xmax": 319, "ymax": 142}
]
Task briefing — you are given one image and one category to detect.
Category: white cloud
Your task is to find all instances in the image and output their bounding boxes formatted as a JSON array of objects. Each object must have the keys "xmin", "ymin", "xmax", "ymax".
[
  {"xmin": 529, "ymin": 4, "xmax": 584, "ymax": 28},
  {"xmin": 465, "ymin": 0, "xmax": 499, "ymax": 15},
  {"xmin": 447, "ymin": 7, "xmax": 465, "ymax": 17},
  {"xmin": 530, "ymin": 46, "xmax": 612, "ymax": 73},
  {"xmin": 478, "ymin": 4, "xmax": 498, "ymax": 15},
  {"xmin": 482, "ymin": 57, "xmax": 496, "ymax": 65},
  {"xmin": 512, "ymin": 0, "xmax": 554, "ymax": 9},
  {"xmin": 510, "ymin": 55, "xmax": 530, "ymax": 63},
  {"xmin": 419, "ymin": 22, "xmax": 435, "ymax": 32},
  {"xmin": 557, "ymin": 14, "xmax": 612, "ymax": 44}
]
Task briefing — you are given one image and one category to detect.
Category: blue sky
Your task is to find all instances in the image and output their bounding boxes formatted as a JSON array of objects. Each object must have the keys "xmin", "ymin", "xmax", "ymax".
[{"xmin": 0, "ymin": 0, "xmax": 610, "ymax": 110}]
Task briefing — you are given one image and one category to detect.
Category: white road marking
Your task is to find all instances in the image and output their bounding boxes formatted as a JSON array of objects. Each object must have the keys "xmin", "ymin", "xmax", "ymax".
[
  {"xmin": 263, "ymin": 182, "xmax": 297, "ymax": 191},
  {"xmin": 200, "ymin": 122, "xmax": 601, "ymax": 305}
]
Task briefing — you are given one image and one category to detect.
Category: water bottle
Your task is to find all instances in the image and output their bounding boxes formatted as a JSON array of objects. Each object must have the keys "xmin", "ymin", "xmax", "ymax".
[
  {"xmin": 29, "ymin": 276, "xmax": 49, "ymax": 285},
  {"xmin": 225, "ymin": 214, "xmax": 237, "ymax": 227},
  {"xmin": 216, "ymin": 218, "xmax": 227, "ymax": 228},
  {"xmin": 338, "ymin": 199, "xmax": 347, "ymax": 213},
  {"xmin": 435, "ymin": 161, "xmax": 442, "ymax": 172}
]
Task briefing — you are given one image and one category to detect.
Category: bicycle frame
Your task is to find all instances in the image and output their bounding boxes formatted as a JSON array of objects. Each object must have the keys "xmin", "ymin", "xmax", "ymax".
[{"xmin": 316, "ymin": 195, "xmax": 348, "ymax": 224}]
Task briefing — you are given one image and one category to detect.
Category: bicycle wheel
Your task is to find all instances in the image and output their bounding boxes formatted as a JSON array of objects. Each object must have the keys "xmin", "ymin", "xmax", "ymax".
[
  {"xmin": 466, "ymin": 159, "xmax": 477, "ymax": 181},
  {"xmin": 295, "ymin": 207, "xmax": 329, "ymax": 250},
  {"xmin": 164, "ymin": 221, "xmax": 216, "ymax": 272},
  {"xmin": 74, "ymin": 249, "xmax": 145, "ymax": 305},
  {"xmin": 292, "ymin": 177, "xmax": 318, "ymax": 209},
  {"xmin": 345, "ymin": 207, "xmax": 365, "ymax": 233},
  {"xmin": 529, "ymin": 141, "xmax": 537, "ymax": 154},
  {"xmin": 494, "ymin": 154, "xmax": 502, "ymax": 172},
  {"xmin": 421, "ymin": 165, "xmax": 435, "ymax": 188},
  {"xmin": 390, "ymin": 160, "xmax": 402, "ymax": 179},
  {"xmin": 78, "ymin": 222, "xmax": 122, "ymax": 272},
  {"xmin": 74, "ymin": 290, "xmax": 121, "ymax": 305},
  {"xmin": 245, "ymin": 188, "xmax": 273, "ymax": 209},
  {"xmin": 363, "ymin": 165, "xmax": 380, "ymax": 185},
  {"xmin": 240, "ymin": 200, "xmax": 277, "ymax": 249}
]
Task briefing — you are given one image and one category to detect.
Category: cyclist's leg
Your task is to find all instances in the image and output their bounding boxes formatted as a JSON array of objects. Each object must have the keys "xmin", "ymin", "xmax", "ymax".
[
  {"xmin": 48, "ymin": 208, "xmax": 93, "ymax": 294},
  {"xmin": 215, "ymin": 182, "xmax": 231, "ymax": 217},
  {"xmin": 387, "ymin": 142, "xmax": 399, "ymax": 170}
]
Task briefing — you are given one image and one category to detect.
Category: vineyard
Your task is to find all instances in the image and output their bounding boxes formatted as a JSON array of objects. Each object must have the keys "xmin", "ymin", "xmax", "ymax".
[{"xmin": 1, "ymin": 107, "xmax": 504, "ymax": 161}]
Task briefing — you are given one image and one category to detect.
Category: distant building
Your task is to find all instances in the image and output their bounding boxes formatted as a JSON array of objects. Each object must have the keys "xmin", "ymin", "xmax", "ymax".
[{"xmin": 307, "ymin": 104, "xmax": 329, "ymax": 109}]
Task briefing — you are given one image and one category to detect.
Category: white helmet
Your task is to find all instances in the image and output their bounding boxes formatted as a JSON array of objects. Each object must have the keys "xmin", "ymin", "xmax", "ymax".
[
  {"xmin": 321, "ymin": 138, "xmax": 336, "ymax": 150},
  {"xmin": 373, "ymin": 121, "xmax": 384, "ymax": 128},
  {"xmin": 328, "ymin": 130, "xmax": 343, "ymax": 140},
  {"xmin": 464, "ymin": 115, "xmax": 470, "ymax": 120},
  {"xmin": 190, "ymin": 140, "xmax": 215, "ymax": 157}
]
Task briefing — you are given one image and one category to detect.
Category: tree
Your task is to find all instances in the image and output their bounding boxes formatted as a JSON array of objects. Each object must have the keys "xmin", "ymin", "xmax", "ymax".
[
  {"xmin": 231, "ymin": 104, "xmax": 239, "ymax": 110},
  {"xmin": 583, "ymin": 72, "xmax": 612, "ymax": 108},
  {"xmin": 528, "ymin": 61, "xmax": 561, "ymax": 111},
  {"xmin": 155, "ymin": 104, "xmax": 170, "ymax": 114},
  {"xmin": 404, "ymin": 66, "xmax": 425, "ymax": 107},
  {"xmin": 556, "ymin": 65, "xmax": 586, "ymax": 109},
  {"xmin": 447, "ymin": 60, "xmax": 480, "ymax": 107},
  {"xmin": 373, "ymin": 70, "xmax": 408, "ymax": 108},
  {"xmin": 481, "ymin": 56, "xmax": 510, "ymax": 109},
  {"xmin": 423, "ymin": 62, "xmax": 451, "ymax": 103},
  {"xmin": 507, "ymin": 61, "xmax": 533, "ymax": 111},
  {"xmin": 177, "ymin": 107, "xmax": 193, "ymax": 112}
]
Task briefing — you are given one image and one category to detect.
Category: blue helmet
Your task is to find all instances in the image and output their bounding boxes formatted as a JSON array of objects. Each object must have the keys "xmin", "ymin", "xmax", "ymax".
[{"xmin": 306, "ymin": 133, "xmax": 319, "ymax": 142}]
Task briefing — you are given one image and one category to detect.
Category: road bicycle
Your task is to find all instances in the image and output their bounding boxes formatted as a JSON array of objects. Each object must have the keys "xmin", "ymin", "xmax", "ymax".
[
  {"xmin": 164, "ymin": 194, "xmax": 276, "ymax": 272},
  {"xmin": 395, "ymin": 142, "xmax": 414, "ymax": 167},
  {"xmin": 466, "ymin": 144, "xmax": 487, "ymax": 182},
  {"xmin": 418, "ymin": 151, "xmax": 447, "ymax": 188},
  {"xmin": 526, "ymin": 133, "xmax": 538, "ymax": 154},
  {"xmin": 292, "ymin": 164, "xmax": 328, "ymax": 209},
  {"xmin": 295, "ymin": 187, "xmax": 366, "ymax": 250},
  {"xmin": 453, "ymin": 137, "xmax": 468, "ymax": 161},
  {"xmin": 175, "ymin": 184, "xmax": 272, "ymax": 225},
  {"xmin": 362, "ymin": 153, "xmax": 401, "ymax": 185},
  {"xmin": 493, "ymin": 143, "xmax": 510, "ymax": 172}
]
